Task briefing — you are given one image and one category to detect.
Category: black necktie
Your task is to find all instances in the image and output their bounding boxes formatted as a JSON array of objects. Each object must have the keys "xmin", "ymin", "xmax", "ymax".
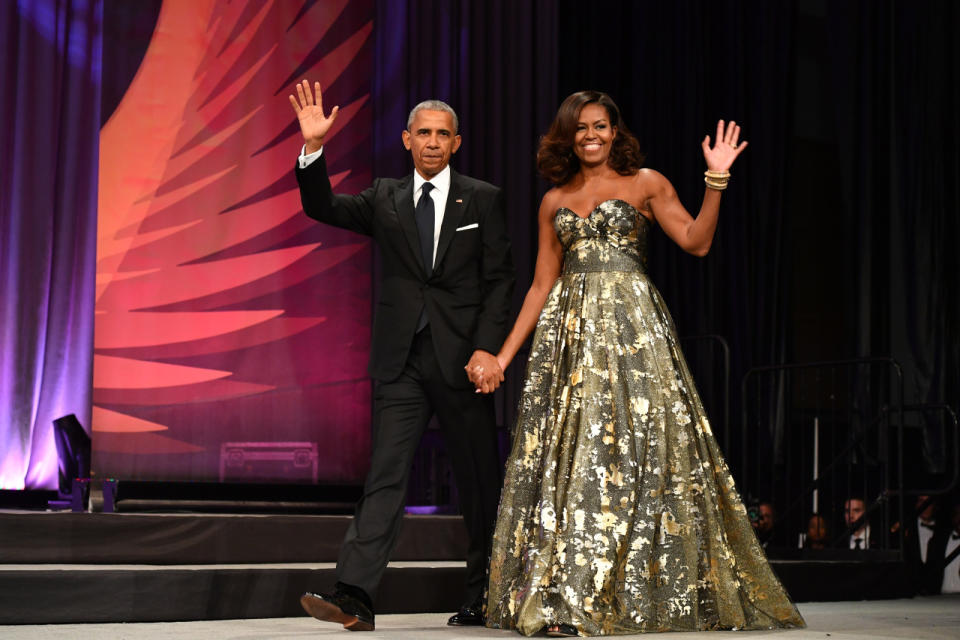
[
  {"xmin": 414, "ymin": 183, "xmax": 435, "ymax": 332},
  {"xmin": 854, "ymin": 537, "xmax": 863, "ymax": 549},
  {"xmin": 415, "ymin": 182, "xmax": 435, "ymax": 277}
]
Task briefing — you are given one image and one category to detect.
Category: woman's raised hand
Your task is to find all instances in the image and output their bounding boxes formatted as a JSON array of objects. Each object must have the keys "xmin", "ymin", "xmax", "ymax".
[
  {"xmin": 289, "ymin": 80, "xmax": 339, "ymax": 154},
  {"xmin": 701, "ymin": 120, "xmax": 747, "ymax": 173}
]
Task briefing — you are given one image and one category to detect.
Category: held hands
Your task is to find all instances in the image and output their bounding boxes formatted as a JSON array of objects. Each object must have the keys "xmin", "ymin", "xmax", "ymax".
[
  {"xmin": 288, "ymin": 80, "xmax": 339, "ymax": 154},
  {"xmin": 465, "ymin": 350, "xmax": 504, "ymax": 394},
  {"xmin": 701, "ymin": 120, "xmax": 747, "ymax": 173}
]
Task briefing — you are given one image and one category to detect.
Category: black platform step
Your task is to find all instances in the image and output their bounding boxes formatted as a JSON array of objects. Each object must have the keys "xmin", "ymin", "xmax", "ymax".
[
  {"xmin": 0, "ymin": 511, "xmax": 919, "ymax": 624},
  {"xmin": 0, "ymin": 562, "xmax": 466, "ymax": 624},
  {"xmin": 0, "ymin": 558, "xmax": 917, "ymax": 624},
  {"xmin": 0, "ymin": 511, "xmax": 467, "ymax": 564},
  {"xmin": 770, "ymin": 559, "xmax": 916, "ymax": 602}
]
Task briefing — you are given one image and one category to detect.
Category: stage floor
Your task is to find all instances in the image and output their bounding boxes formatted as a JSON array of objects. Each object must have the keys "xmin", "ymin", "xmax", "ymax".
[{"xmin": 2, "ymin": 596, "xmax": 958, "ymax": 639}]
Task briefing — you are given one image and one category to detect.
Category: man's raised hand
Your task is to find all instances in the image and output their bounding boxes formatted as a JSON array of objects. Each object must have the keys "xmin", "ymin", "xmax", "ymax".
[{"xmin": 289, "ymin": 80, "xmax": 339, "ymax": 154}]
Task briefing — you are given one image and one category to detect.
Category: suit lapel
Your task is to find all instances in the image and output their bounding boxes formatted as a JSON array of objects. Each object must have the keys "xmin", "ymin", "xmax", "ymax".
[
  {"xmin": 393, "ymin": 176, "xmax": 426, "ymax": 274},
  {"xmin": 434, "ymin": 170, "xmax": 471, "ymax": 269}
]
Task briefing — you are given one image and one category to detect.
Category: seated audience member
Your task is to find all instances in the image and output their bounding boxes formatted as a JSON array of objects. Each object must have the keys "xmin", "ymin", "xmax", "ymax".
[
  {"xmin": 904, "ymin": 496, "xmax": 937, "ymax": 564},
  {"xmin": 896, "ymin": 494, "xmax": 943, "ymax": 594},
  {"xmin": 750, "ymin": 501, "xmax": 777, "ymax": 548},
  {"xmin": 844, "ymin": 497, "xmax": 873, "ymax": 549},
  {"xmin": 803, "ymin": 513, "xmax": 830, "ymax": 550}
]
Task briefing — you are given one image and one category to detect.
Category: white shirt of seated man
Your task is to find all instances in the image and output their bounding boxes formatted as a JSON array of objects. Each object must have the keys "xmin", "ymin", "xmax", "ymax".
[
  {"xmin": 918, "ymin": 517, "xmax": 937, "ymax": 563},
  {"xmin": 848, "ymin": 525, "xmax": 871, "ymax": 550}
]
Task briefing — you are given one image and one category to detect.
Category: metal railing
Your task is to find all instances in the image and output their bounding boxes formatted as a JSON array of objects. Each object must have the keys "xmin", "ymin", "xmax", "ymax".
[
  {"xmin": 739, "ymin": 356, "xmax": 959, "ymax": 561},
  {"xmin": 740, "ymin": 357, "xmax": 905, "ymax": 555}
]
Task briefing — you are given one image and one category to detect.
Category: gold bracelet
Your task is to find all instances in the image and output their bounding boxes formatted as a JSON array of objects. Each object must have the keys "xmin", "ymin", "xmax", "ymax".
[
  {"xmin": 704, "ymin": 169, "xmax": 730, "ymax": 191},
  {"xmin": 704, "ymin": 170, "xmax": 731, "ymax": 179}
]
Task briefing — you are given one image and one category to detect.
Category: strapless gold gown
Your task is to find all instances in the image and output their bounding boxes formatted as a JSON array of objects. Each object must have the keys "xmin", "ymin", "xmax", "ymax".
[{"xmin": 486, "ymin": 200, "xmax": 804, "ymax": 635}]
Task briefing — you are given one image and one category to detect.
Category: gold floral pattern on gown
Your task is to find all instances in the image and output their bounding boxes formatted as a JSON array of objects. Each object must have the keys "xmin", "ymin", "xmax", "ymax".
[{"xmin": 486, "ymin": 200, "xmax": 804, "ymax": 636}]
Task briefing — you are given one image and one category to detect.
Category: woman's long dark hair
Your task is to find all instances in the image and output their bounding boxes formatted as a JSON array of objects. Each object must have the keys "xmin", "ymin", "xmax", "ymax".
[{"xmin": 537, "ymin": 90, "xmax": 644, "ymax": 186}]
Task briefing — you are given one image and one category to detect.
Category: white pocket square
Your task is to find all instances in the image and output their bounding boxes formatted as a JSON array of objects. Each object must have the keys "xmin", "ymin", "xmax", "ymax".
[{"xmin": 456, "ymin": 223, "xmax": 479, "ymax": 231}]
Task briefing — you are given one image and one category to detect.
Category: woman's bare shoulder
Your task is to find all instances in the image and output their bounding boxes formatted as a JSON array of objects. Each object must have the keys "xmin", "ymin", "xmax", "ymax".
[
  {"xmin": 636, "ymin": 167, "xmax": 668, "ymax": 185},
  {"xmin": 541, "ymin": 187, "xmax": 562, "ymax": 206},
  {"xmin": 539, "ymin": 187, "xmax": 564, "ymax": 218},
  {"xmin": 635, "ymin": 168, "xmax": 676, "ymax": 198}
]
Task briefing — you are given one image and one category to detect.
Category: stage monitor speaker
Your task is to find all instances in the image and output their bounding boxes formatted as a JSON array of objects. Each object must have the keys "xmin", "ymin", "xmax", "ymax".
[{"xmin": 219, "ymin": 442, "xmax": 319, "ymax": 483}]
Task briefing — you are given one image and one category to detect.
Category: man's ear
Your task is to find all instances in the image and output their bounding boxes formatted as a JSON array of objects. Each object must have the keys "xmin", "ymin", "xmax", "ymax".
[
  {"xmin": 401, "ymin": 129, "xmax": 412, "ymax": 150},
  {"xmin": 451, "ymin": 134, "xmax": 462, "ymax": 154}
]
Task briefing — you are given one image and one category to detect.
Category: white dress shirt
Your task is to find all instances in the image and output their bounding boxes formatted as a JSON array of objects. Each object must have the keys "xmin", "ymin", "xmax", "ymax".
[
  {"xmin": 411, "ymin": 165, "xmax": 450, "ymax": 268},
  {"xmin": 299, "ymin": 145, "xmax": 450, "ymax": 267},
  {"xmin": 849, "ymin": 525, "xmax": 871, "ymax": 550},
  {"xmin": 918, "ymin": 517, "xmax": 936, "ymax": 563},
  {"xmin": 943, "ymin": 533, "xmax": 960, "ymax": 593},
  {"xmin": 298, "ymin": 144, "xmax": 323, "ymax": 169}
]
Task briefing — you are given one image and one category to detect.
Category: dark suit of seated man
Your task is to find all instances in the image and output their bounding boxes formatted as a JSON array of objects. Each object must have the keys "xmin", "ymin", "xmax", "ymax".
[{"xmin": 289, "ymin": 80, "xmax": 515, "ymax": 631}]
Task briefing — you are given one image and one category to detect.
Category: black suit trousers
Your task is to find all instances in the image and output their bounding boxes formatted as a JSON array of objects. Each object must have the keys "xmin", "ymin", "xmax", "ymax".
[{"xmin": 336, "ymin": 327, "xmax": 502, "ymax": 605}]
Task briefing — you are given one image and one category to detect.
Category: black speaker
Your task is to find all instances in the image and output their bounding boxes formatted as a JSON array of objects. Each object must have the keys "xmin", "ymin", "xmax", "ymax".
[{"xmin": 51, "ymin": 414, "xmax": 91, "ymax": 494}]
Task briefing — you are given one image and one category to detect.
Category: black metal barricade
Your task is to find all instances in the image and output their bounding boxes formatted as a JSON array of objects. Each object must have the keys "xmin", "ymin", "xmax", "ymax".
[
  {"xmin": 738, "ymin": 357, "xmax": 958, "ymax": 563},
  {"xmin": 740, "ymin": 358, "xmax": 907, "ymax": 555}
]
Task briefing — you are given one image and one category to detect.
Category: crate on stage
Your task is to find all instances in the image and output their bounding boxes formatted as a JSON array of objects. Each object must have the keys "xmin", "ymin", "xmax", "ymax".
[{"xmin": 219, "ymin": 441, "xmax": 319, "ymax": 483}]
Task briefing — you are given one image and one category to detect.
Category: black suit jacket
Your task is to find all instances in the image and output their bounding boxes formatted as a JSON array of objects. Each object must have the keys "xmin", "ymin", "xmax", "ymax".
[{"xmin": 296, "ymin": 154, "xmax": 515, "ymax": 388}]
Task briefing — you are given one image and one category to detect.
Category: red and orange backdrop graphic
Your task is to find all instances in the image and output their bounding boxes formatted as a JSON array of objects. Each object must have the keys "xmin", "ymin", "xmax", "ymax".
[{"xmin": 95, "ymin": 0, "xmax": 373, "ymax": 483}]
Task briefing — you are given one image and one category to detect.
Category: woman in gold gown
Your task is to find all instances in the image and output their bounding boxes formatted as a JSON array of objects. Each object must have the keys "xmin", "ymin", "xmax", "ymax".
[{"xmin": 480, "ymin": 91, "xmax": 805, "ymax": 636}]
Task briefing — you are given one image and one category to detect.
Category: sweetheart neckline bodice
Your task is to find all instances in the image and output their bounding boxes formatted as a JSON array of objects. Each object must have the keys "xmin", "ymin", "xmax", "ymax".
[{"xmin": 555, "ymin": 198, "xmax": 648, "ymax": 222}]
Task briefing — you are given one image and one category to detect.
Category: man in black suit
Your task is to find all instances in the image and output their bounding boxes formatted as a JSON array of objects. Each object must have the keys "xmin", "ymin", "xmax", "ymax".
[
  {"xmin": 289, "ymin": 80, "xmax": 515, "ymax": 631},
  {"xmin": 901, "ymin": 495, "xmax": 942, "ymax": 594}
]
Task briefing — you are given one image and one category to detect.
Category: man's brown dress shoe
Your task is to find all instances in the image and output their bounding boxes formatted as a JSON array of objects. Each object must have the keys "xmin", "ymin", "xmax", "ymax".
[{"xmin": 300, "ymin": 588, "xmax": 375, "ymax": 631}]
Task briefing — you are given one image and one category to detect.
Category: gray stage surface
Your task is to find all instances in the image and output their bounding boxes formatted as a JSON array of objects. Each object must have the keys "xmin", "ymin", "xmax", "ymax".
[{"xmin": 1, "ymin": 596, "xmax": 958, "ymax": 639}]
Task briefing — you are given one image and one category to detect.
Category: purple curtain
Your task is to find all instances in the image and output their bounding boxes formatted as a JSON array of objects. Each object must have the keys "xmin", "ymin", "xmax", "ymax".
[{"xmin": 0, "ymin": 0, "xmax": 101, "ymax": 489}]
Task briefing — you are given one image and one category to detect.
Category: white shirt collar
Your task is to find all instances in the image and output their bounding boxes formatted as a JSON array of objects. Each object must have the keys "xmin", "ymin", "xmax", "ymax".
[{"xmin": 413, "ymin": 165, "xmax": 451, "ymax": 200}]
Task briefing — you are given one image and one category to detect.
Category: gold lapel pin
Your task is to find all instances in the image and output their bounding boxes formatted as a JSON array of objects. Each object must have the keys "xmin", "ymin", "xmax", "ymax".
[{"xmin": 455, "ymin": 199, "xmax": 463, "ymax": 203}]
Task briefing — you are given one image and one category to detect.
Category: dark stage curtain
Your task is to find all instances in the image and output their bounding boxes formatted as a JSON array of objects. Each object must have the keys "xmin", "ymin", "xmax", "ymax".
[
  {"xmin": 826, "ymin": 1, "xmax": 959, "ymax": 471},
  {"xmin": 0, "ymin": 0, "xmax": 101, "ymax": 489}
]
